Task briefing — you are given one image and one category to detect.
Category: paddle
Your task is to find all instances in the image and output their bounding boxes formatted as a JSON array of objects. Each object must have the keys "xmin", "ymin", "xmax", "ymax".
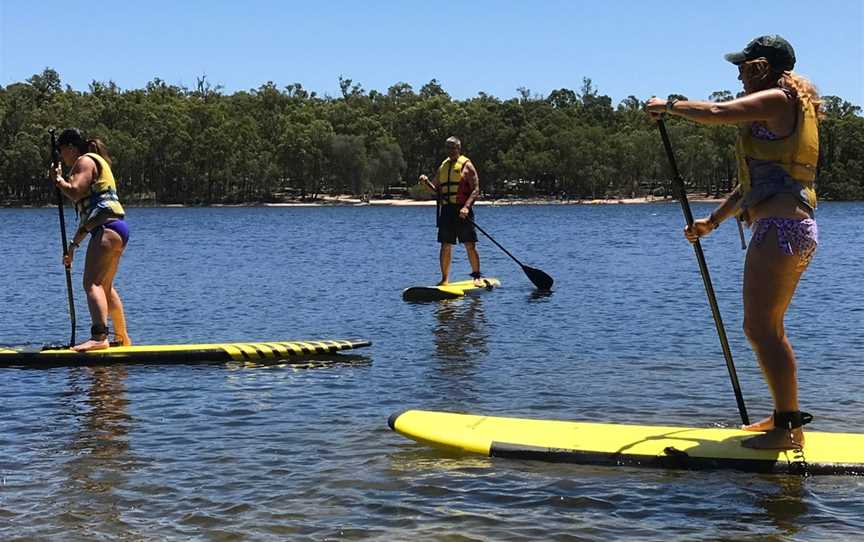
[
  {"xmin": 736, "ymin": 216, "xmax": 747, "ymax": 250},
  {"xmin": 466, "ymin": 217, "xmax": 554, "ymax": 291},
  {"xmin": 49, "ymin": 129, "xmax": 77, "ymax": 347},
  {"xmin": 656, "ymin": 118, "xmax": 749, "ymax": 426}
]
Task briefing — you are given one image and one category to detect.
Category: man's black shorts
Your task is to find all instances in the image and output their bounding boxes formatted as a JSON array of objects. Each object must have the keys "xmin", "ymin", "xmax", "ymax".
[{"xmin": 437, "ymin": 204, "xmax": 477, "ymax": 245}]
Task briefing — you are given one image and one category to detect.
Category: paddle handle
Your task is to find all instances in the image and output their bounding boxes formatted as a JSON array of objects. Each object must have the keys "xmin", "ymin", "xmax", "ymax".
[
  {"xmin": 657, "ymin": 119, "xmax": 749, "ymax": 426},
  {"xmin": 49, "ymin": 129, "xmax": 76, "ymax": 346}
]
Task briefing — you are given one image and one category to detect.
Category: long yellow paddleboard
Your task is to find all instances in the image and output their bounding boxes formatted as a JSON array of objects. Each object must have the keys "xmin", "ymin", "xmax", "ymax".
[
  {"xmin": 389, "ymin": 410, "xmax": 864, "ymax": 476},
  {"xmin": 0, "ymin": 339, "xmax": 371, "ymax": 367},
  {"xmin": 402, "ymin": 278, "xmax": 501, "ymax": 302}
]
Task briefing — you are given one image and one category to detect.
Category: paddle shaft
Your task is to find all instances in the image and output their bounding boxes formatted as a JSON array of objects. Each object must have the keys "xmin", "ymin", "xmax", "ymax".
[
  {"xmin": 657, "ymin": 119, "xmax": 749, "ymax": 426},
  {"xmin": 49, "ymin": 129, "xmax": 76, "ymax": 347},
  {"xmin": 467, "ymin": 217, "xmax": 527, "ymax": 269},
  {"xmin": 435, "ymin": 183, "xmax": 441, "ymax": 228},
  {"xmin": 736, "ymin": 216, "xmax": 747, "ymax": 250},
  {"xmin": 467, "ymin": 214, "xmax": 553, "ymax": 290}
]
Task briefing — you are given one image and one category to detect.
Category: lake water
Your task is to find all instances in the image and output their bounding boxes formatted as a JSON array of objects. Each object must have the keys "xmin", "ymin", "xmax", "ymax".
[{"xmin": 1, "ymin": 202, "xmax": 863, "ymax": 541}]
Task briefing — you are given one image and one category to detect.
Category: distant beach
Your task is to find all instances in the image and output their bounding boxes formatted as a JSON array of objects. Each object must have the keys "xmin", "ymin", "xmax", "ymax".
[
  {"xmin": 260, "ymin": 194, "xmax": 725, "ymax": 207},
  {"xmin": 4, "ymin": 194, "xmax": 726, "ymax": 209}
]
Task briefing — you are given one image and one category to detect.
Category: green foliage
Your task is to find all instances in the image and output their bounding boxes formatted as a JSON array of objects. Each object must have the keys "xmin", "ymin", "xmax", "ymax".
[
  {"xmin": 817, "ymin": 96, "xmax": 864, "ymax": 200},
  {"xmin": 1, "ymin": 68, "xmax": 861, "ymax": 205}
]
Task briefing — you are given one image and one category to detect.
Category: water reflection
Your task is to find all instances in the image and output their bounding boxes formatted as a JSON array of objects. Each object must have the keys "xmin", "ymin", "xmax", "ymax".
[
  {"xmin": 756, "ymin": 475, "xmax": 807, "ymax": 537},
  {"xmin": 433, "ymin": 296, "xmax": 489, "ymax": 367},
  {"xmin": 419, "ymin": 296, "xmax": 490, "ymax": 405},
  {"xmin": 227, "ymin": 353, "xmax": 374, "ymax": 371},
  {"xmin": 61, "ymin": 366, "xmax": 136, "ymax": 536},
  {"xmin": 528, "ymin": 289, "xmax": 555, "ymax": 303}
]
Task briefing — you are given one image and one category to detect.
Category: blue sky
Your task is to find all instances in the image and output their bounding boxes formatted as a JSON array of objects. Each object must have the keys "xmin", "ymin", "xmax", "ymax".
[{"xmin": 1, "ymin": 1, "xmax": 862, "ymax": 105}]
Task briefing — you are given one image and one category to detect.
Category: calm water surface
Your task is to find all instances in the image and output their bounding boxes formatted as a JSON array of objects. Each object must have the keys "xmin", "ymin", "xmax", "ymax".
[{"xmin": 1, "ymin": 203, "xmax": 863, "ymax": 541}]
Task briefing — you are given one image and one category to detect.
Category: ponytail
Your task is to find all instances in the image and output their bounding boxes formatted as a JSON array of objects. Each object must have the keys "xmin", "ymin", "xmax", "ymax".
[
  {"xmin": 779, "ymin": 72, "xmax": 824, "ymax": 119},
  {"xmin": 86, "ymin": 138, "xmax": 112, "ymax": 166}
]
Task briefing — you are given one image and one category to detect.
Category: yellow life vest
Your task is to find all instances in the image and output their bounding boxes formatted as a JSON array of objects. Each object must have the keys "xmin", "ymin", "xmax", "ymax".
[
  {"xmin": 75, "ymin": 152, "xmax": 125, "ymax": 229},
  {"xmin": 736, "ymin": 93, "xmax": 819, "ymax": 210},
  {"xmin": 437, "ymin": 155, "xmax": 470, "ymax": 205}
]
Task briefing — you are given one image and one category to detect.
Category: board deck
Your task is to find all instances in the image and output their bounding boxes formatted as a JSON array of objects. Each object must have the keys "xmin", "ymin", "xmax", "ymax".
[
  {"xmin": 402, "ymin": 278, "xmax": 501, "ymax": 302},
  {"xmin": 0, "ymin": 339, "xmax": 371, "ymax": 367},
  {"xmin": 389, "ymin": 410, "xmax": 864, "ymax": 476}
]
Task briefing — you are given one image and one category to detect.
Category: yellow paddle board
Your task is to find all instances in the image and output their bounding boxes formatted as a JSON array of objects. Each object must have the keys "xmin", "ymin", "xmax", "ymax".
[
  {"xmin": 402, "ymin": 278, "xmax": 501, "ymax": 302},
  {"xmin": 0, "ymin": 338, "xmax": 371, "ymax": 367},
  {"xmin": 389, "ymin": 410, "xmax": 864, "ymax": 476}
]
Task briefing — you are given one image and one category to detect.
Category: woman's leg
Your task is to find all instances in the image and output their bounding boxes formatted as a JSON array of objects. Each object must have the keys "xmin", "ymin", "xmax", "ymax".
[
  {"xmin": 104, "ymin": 246, "xmax": 131, "ymax": 346},
  {"xmin": 73, "ymin": 228, "xmax": 126, "ymax": 352},
  {"xmin": 740, "ymin": 225, "xmax": 809, "ymax": 448}
]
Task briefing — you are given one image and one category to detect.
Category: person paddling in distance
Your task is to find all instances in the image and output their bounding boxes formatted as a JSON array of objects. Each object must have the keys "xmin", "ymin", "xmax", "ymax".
[
  {"xmin": 51, "ymin": 128, "xmax": 132, "ymax": 352},
  {"xmin": 646, "ymin": 35, "xmax": 821, "ymax": 450},
  {"xmin": 419, "ymin": 136, "xmax": 484, "ymax": 286}
]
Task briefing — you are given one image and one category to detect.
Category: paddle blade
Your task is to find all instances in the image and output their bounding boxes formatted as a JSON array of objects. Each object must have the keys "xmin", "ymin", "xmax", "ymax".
[{"xmin": 523, "ymin": 265, "xmax": 553, "ymax": 291}]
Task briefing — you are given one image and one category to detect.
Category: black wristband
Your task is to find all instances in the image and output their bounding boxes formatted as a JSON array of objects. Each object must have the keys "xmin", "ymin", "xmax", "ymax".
[{"xmin": 708, "ymin": 213, "xmax": 721, "ymax": 229}]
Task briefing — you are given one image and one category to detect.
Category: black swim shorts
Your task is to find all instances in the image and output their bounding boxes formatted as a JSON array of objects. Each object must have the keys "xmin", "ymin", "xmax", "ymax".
[{"xmin": 437, "ymin": 204, "xmax": 477, "ymax": 244}]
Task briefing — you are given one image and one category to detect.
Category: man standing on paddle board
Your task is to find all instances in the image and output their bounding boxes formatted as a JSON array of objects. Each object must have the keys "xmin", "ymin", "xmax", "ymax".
[
  {"xmin": 51, "ymin": 128, "xmax": 132, "ymax": 352},
  {"xmin": 419, "ymin": 136, "xmax": 483, "ymax": 286},
  {"xmin": 646, "ymin": 35, "xmax": 821, "ymax": 450}
]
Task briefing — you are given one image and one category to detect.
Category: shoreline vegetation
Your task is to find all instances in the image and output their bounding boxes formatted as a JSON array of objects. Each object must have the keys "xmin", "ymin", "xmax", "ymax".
[{"xmin": 3, "ymin": 69, "xmax": 862, "ymax": 206}]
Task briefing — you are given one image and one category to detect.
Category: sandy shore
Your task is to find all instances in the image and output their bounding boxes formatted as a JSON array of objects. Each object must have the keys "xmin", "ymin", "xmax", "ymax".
[
  {"xmin": 6, "ymin": 195, "xmax": 724, "ymax": 209},
  {"xmin": 262, "ymin": 195, "xmax": 725, "ymax": 207}
]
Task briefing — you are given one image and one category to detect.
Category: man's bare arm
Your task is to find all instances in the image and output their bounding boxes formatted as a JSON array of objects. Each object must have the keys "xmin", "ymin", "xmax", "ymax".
[{"xmin": 461, "ymin": 161, "xmax": 479, "ymax": 208}]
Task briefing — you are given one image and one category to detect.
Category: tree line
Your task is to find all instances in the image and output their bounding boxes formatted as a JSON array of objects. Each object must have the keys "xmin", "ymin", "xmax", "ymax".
[{"xmin": 1, "ymin": 68, "xmax": 862, "ymax": 205}]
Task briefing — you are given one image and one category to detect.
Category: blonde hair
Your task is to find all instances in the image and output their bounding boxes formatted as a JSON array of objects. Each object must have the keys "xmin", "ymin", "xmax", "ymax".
[
  {"xmin": 742, "ymin": 58, "xmax": 823, "ymax": 118},
  {"xmin": 779, "ymin": 72, "xmax": 824, "ymax": 119}
]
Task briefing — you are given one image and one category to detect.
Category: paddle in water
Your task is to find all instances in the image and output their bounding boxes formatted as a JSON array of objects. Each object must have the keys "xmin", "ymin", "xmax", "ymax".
[
  {"xmin": 49, "ymin": 128, "xmax": 77, "ymax": 347},
  {"xmin": 656, "ymin": 118, "xmax": 749, "ymax": 426},
  {"xmin": 466, "ymin": 218, "xmax": 553, "ymax": 291}
]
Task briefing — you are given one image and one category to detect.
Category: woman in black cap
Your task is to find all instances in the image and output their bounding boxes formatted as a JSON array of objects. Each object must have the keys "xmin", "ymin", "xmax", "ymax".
[
  {"xmin": 645, "ymin": 35, "xmax": 822, "ymax": 450},
  {"xmin": 52, "ymin": 128, "xmax": 131, "ymax": 352}
]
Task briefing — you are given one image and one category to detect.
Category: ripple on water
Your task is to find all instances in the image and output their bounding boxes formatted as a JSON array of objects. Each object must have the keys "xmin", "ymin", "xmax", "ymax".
[{"xmin": 1, "ymin": 204, "xmax": 863, "ymax": 540}]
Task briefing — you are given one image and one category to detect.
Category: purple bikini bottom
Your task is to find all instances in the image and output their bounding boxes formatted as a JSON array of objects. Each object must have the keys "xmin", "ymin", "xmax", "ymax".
[
  {"xmin": 98, "ymin": 219, "xmax": 130, "ymax": 247},
  {"xmin": 751, "ymin": 217, "xmax": 818, "ymax": 269}
]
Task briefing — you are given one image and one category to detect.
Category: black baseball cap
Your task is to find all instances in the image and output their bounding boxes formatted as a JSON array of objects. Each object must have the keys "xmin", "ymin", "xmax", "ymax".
[
  {"xmin": 724, "ymin": 35, "xmax": 796, "ymax": 71},
  {"xmin": 56, "ymin": 127, "xmax": 85, "ymax": 148}
]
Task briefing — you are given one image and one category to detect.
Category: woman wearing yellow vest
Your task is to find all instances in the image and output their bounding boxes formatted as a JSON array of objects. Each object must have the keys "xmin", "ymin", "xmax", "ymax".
[
  {"xmin": 52, "ymin": 128, "xmax": 131, "ymax": 352},
  {"xmin": 419, "ymin": 136, "xmax": 483, "ymax": 286},
  {"xmin": 645, "ymin": 35, "xmax": 821, "ymax": 450}
]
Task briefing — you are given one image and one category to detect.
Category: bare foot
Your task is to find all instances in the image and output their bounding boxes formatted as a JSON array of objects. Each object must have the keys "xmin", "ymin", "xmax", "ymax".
[
  {"xmin": 742, "ymin": 414, "xmax": 774, "ymax": 432},
  {"xmin": 741, "ymin": 427, "xmax": 804, "ymax": 450},
  {"xmin": 71, "ymin": 338, "xmax": 110, "ymax": 352},
  {"xmin": 437, "ymin": 279, "xmax": 449, "ymax": 286}
]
